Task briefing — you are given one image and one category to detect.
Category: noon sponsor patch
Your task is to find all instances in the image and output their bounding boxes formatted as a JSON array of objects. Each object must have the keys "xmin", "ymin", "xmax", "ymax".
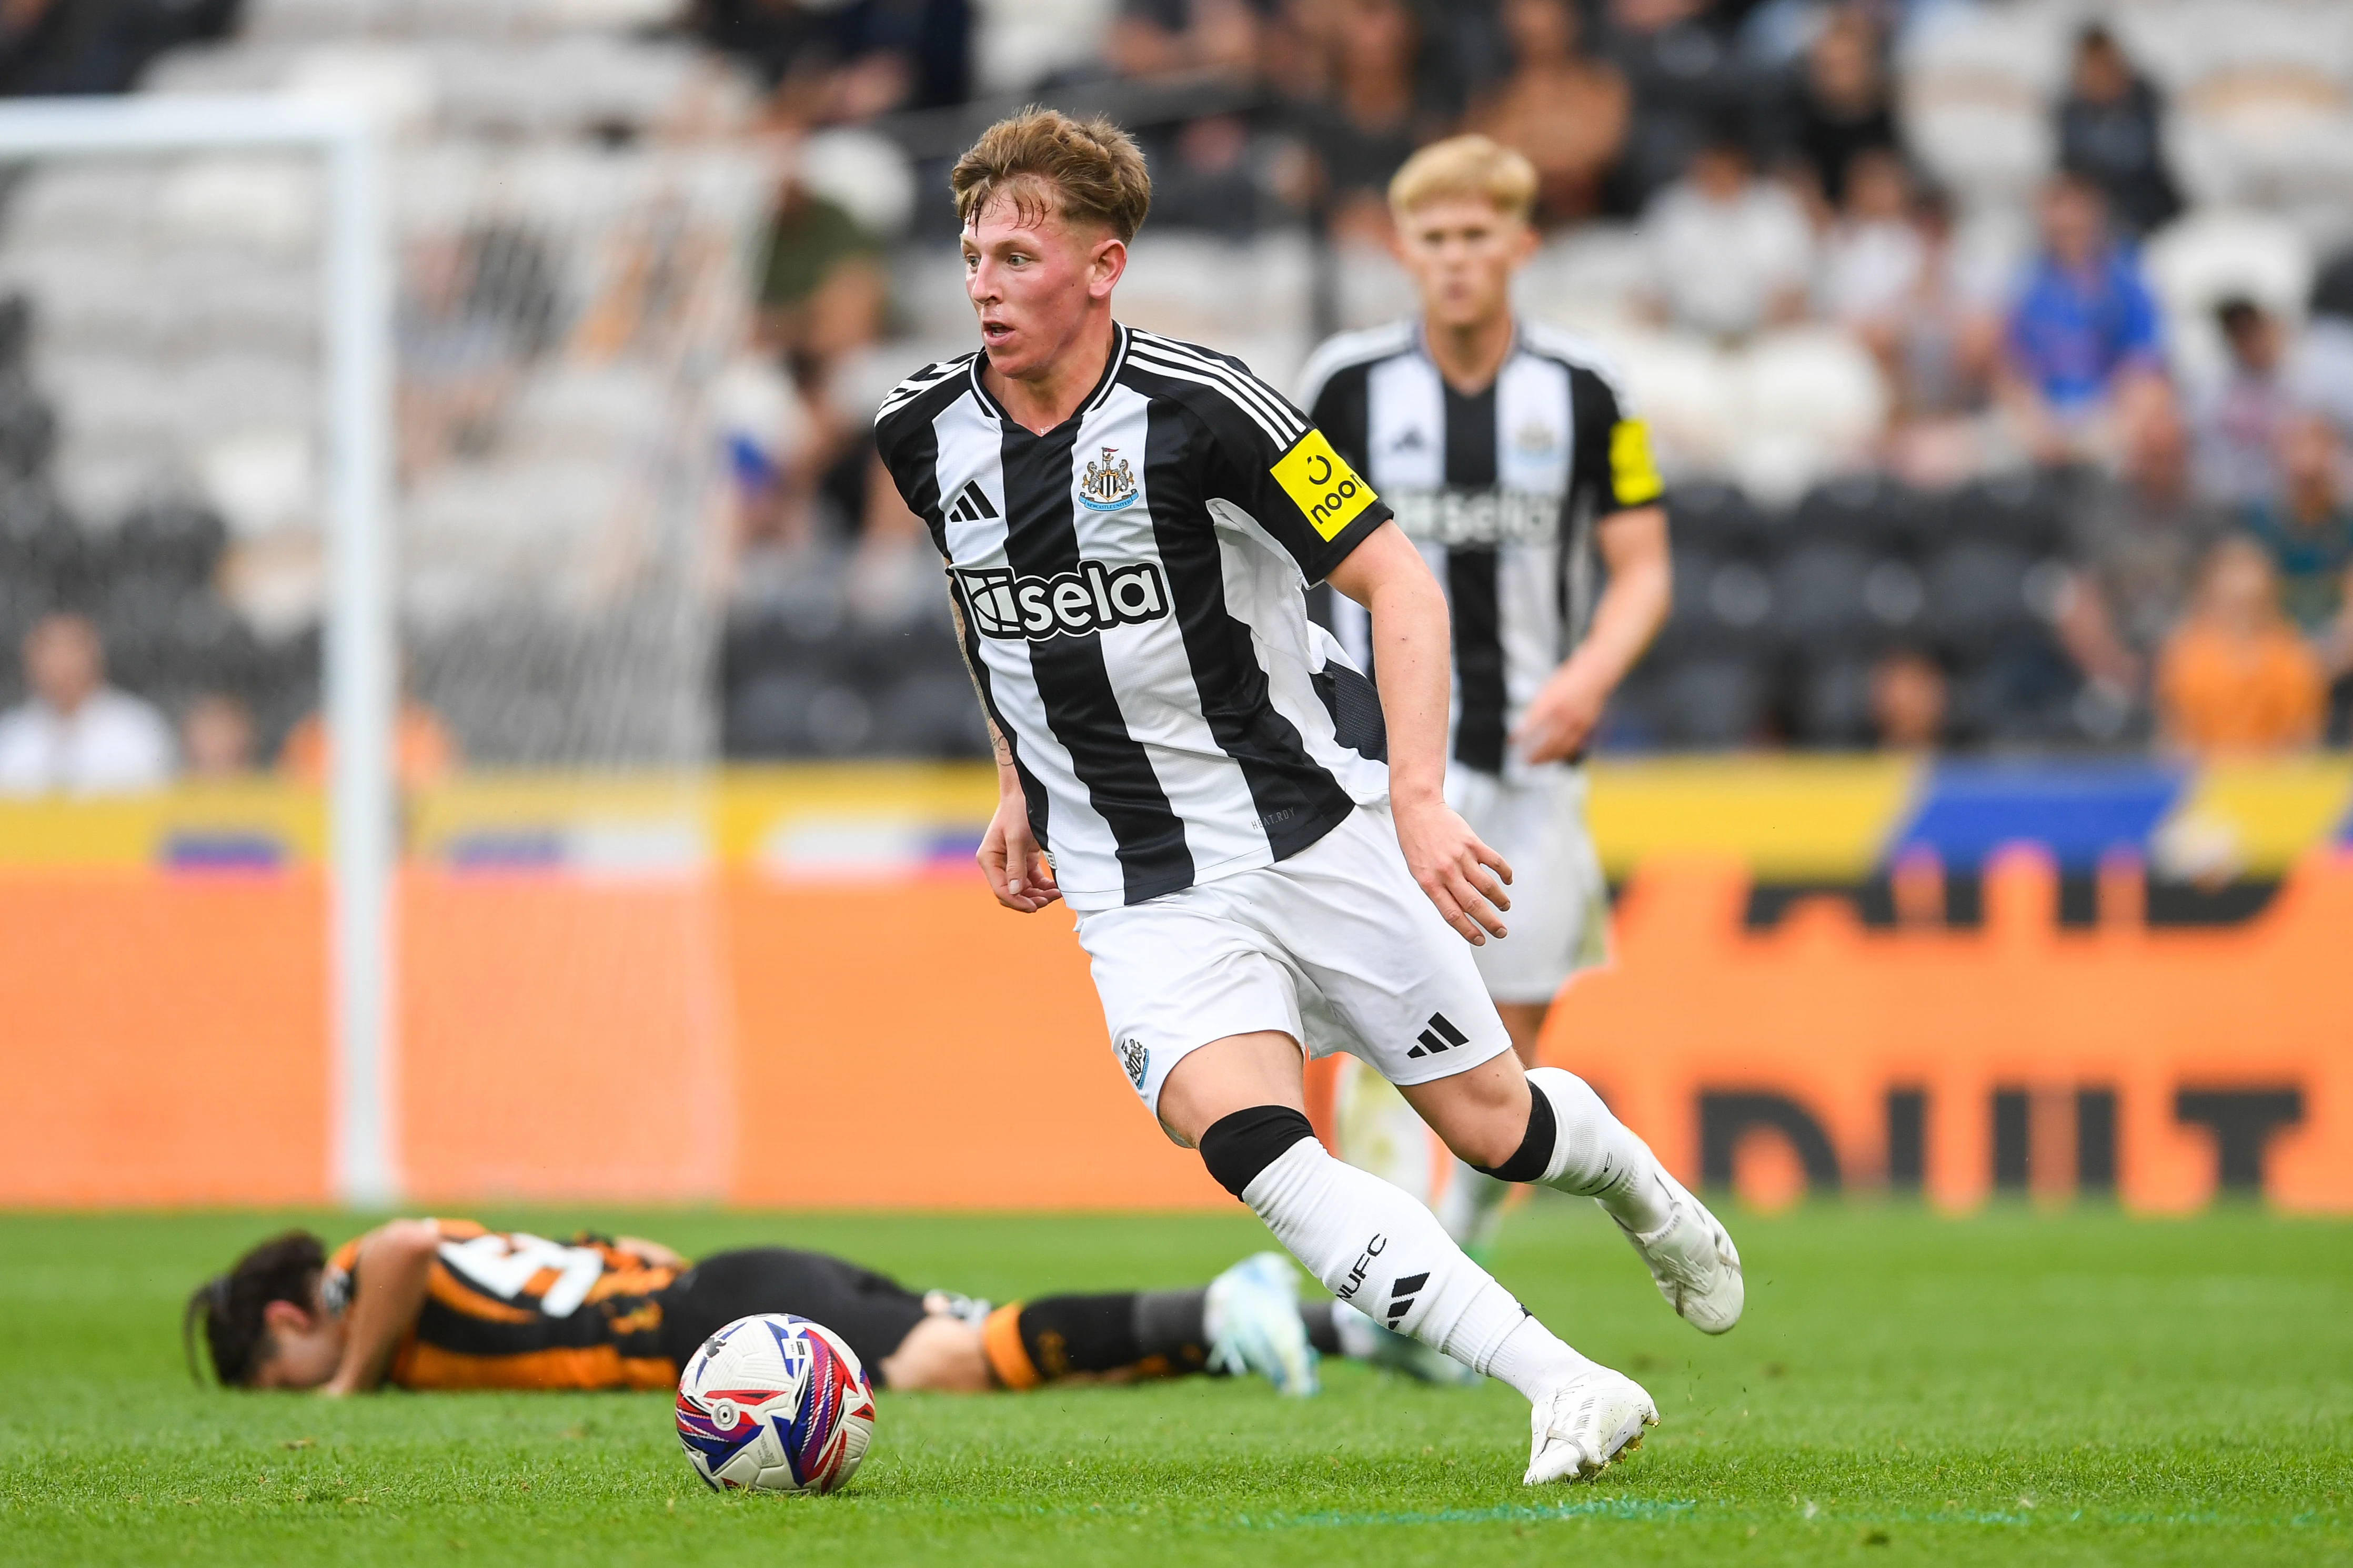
[
  {"xmin": 1609, "ymin": 418, "xmax": 1664, "ymax": 506},
  {"xmin": 1273, "ymin": 430, "xmax": 1378, "ymax": 542}
]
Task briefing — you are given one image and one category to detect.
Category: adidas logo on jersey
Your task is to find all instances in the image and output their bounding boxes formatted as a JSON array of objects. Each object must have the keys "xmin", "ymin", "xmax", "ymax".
[
  {"xmin": 1405, "ymin": 1011, "xmax": 1469, "ymax": 1059},
  {"xmin": 954, "ymin": 561, "xmax": 1170, "ymax": 642},
  {"xmin": 945, "ymin": 481, "xmax": 998, "ymax": 524}
]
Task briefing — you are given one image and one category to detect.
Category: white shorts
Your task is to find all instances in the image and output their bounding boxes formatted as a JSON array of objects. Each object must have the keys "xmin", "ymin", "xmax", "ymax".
[
  {"xmin": 1075, "ymin": 804, "xmax": 1513, "ymax": 1122},
  {"xmin": 1444, "ymin": 764, "xmax": 1610, "ymax": 1006}
]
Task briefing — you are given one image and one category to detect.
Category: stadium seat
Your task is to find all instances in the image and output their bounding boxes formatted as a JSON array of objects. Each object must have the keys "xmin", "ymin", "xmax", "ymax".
[
  {"xmin": 1789, "ymin": 472, "xmax": 1929, "ymax": 555},
  {"xmin": 1769, "ymin": 542, "xmax": 1877, "ymax": 654},
  {"xmin": 1920, "ymin": 540, "xmax": 2040, "ymax": 661},
  {"xmin": 2144, "ymin": 208, "xmax": 2315, "ymax": 386},
  {"xmin": 1794, "ymin": 654, "xmax": 1875, "ymax": 749},
  {"xmin": 1651, "ymin": 656, "xmax": 1768, "ymax": 750},
  {"xmin": 1664, "ymin": 479, "xmax": 1768, "ymax": 559},
  {"xmin": 1943, "ymin": 471, "xmax": 2067, "ymax": 558}
]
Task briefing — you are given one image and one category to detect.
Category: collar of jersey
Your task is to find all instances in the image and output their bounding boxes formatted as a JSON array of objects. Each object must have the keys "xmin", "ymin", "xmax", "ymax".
[
  {"xmin": 969, "ymin": 321, "xmax": 1132, "ymax": 433},
  {"xmin": 1412, "ymin": 314, "xmax": 1524, "ymax": 398}
]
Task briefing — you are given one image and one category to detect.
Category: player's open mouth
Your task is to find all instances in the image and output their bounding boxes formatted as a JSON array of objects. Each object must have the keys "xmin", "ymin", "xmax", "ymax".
[{"xmin": 981, "ymin": 319, "xmax": 1013, "ymax": 343}]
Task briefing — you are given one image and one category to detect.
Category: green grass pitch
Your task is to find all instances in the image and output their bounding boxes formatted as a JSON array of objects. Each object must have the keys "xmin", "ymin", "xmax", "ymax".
[{"xmin": 0, "ymin": 1200, "xmax": 2345, "ymax": 1566}]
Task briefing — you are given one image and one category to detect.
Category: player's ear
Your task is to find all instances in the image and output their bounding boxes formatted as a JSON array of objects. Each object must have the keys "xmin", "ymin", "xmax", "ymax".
[
  {"xmin": 1510, "ymin": 213, "xmax": 1539, "ymax": 264},
  {"xmin": 1089, "ymin": 232, "xmax": 1127, "ymax": 299},
  {"xmin": 262, "ymin": 1298, "xmax": 314, "ymax": 1335}
]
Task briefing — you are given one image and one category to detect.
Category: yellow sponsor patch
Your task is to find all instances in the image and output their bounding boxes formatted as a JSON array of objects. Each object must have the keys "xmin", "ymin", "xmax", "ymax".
[
  {"xmin": 1609, "ymin": 418, "xmax": 1664, "ymax": 506},
  {"xmin": 1272, "ymin": 429, "xmax": 1378, "ymax": 541}
]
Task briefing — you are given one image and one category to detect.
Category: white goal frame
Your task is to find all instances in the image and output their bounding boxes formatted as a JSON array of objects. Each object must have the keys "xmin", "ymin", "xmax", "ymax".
[{"xmin": 0, "ymin": 96, "xmax": 397, "ymax": 1206}]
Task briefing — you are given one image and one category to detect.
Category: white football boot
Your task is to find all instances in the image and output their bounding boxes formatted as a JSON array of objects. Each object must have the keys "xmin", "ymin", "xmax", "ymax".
[
  {"xmin": 1613, "ymin": 1166, "xmax": 1744, "ymax": 1334},
  {"xmin": 1524, "ymin": 1368, "xmax": 1659, "ymax": 1484},
  {"xmin": 1204, "ymin": 1252, "xmax": 1321, "ymax": 1396}
]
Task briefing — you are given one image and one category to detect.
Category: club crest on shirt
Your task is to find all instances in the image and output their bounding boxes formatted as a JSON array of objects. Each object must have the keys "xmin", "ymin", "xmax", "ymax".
[
  {"xmin": 1077, "ymin": 446, "xmax": 1139, "ymax": 511},
  {"xmin": 1514, "ymin": 419, "xmax": 1560, "ymax": 456}
]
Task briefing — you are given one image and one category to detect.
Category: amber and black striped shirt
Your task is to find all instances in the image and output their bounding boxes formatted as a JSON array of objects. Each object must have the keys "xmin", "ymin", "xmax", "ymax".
[{"xmin": 325, "ymin": 1220, "xmax": 679, "ymax": 1391}]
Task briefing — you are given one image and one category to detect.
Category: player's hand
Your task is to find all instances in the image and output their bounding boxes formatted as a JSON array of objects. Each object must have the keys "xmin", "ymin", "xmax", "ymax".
[
  {"xmin": 979, "ymin": 790, "xmax": 1060, "ymax": 913},
  {"xmin": 1393, "ymin": 795, "xmax": 1511, "ymax": 945},
  {"xmin": 1512, "ymin": 661, "xmax": 1610, "ymax": 765}
]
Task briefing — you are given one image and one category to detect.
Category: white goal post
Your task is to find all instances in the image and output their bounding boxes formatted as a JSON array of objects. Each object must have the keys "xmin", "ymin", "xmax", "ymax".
[{"xmin": 0, "ymin": 96, "xmax": 396, "ymax": 1206}]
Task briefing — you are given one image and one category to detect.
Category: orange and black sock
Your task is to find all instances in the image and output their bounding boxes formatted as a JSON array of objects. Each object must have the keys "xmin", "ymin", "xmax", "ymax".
[{"xmin": 981, "ymin": 1290, "xmax": 1213, "ymax": 1388}]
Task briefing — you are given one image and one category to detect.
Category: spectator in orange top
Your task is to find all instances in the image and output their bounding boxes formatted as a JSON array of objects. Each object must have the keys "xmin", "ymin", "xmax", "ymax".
[
  {"xmin": 279, "ymin": 698, "xmax": 459, "ymax": 792},
  {"xmin": 2156, "ymin": 535, "xmax": 2324, "ymax": 754}
]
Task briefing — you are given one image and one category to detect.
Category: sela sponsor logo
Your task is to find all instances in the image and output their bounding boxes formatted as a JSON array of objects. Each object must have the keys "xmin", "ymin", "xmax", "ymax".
[
  {"xmin": 1389, "ymin": 487, "xmax": 1560, "ymax": 549},
  {"xmin": 1077, "ymin": 446, "xmax": 1139, "ymax": 511},
  {"xmin": 954, "ymin": 559, "xmax": 1171, "ymax": 641},
  {"xmin": 1333, "ymin": 1231, "xmax": 1387, "ymax": 1301},
  {"xmin": 1272, "ymin": 429, "xmax": 1377, "ymax": 542},
  {"xmin": 1118, "ymin": 1037, "xmax": 1149, "ymax": 1089}
]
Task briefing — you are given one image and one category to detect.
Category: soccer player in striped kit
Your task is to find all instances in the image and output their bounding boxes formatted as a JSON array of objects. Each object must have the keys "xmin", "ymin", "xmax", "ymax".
[
  {"xmin": 1302, "ymin": 136, "xmax": 1676, "ymax": 1258},
  {"xmin": 875, "ymin": 109, "xmax": 1739, "ymax": 1484}
]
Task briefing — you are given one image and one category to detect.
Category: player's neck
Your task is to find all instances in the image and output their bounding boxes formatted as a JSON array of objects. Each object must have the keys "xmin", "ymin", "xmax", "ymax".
[
  {"xmin": 1421, "ymin": 311, "xmax": 1515, "ymax": 396},
  {"xmin": 982, "ymin": 311, "xmax": 1119, "ymax": 435}
]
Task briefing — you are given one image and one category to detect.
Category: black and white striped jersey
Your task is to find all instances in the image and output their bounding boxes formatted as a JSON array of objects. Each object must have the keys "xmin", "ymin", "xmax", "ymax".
[
  {"xmin": 1301, "ymin": 318, "xmax": 1664, "ymax": 779},
  {"xmin": 874, "ymin": 323, "xmax": 1395, "ymax": 910}
]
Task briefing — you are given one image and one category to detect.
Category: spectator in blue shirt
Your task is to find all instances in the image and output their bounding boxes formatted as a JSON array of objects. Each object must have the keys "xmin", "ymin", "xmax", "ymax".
[{"xmin": 2000, "ymin": 168, "xmax": 2165, "ymax": 464}]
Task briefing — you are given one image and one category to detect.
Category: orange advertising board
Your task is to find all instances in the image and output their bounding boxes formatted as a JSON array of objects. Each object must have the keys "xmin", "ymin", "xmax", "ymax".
[{"xmin": 0, "ymin": 848, "xmax": 2342, "ymax": 1211}]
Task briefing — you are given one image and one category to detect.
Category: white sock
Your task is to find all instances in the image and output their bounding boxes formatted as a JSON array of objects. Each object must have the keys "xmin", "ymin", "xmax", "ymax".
[
  {"xmin": 1486, "ymin": 1313, "xmax": 1601, "ymax": 1400},
  {"xmin": 1240, "ymin": 1137, "xmax": 1578, "ymax": 1397},
  {"xmin": 1435, "ymin": 1157, "xmax": 1512, "ymax": 1249},
  {"xmin": 1526, "ymin": 1066, "xmax": 1674, "ymax": 1235}
]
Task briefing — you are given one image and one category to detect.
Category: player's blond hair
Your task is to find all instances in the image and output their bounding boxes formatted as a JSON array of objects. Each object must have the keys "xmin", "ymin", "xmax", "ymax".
[
  {"xmin": 951, "ymin": 108, "xmax": 1153, "ymax": 243},
  {"xmin": 1388, "ymin": 135, "xmax": 1539, "ymax": 223}
]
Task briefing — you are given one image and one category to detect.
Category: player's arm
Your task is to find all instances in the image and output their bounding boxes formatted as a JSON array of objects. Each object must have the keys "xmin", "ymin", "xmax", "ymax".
[
  {"xmin": 320, "ymin": 1218, "xmax": 440, "ymax": 1396},
  {"xmin": 1514, "ymin": 376, "xmax": 1672, "ymax": 763},
  {"xmin": 1513, "ymin": 504, "xmax": 1668, "ymax": 764},
  {"xmin": 611, "ymin": 1236, "xmax": 686, "ymax": 1270},
  {"xmin": 949, "ymin": 586, "xmax": 1060, "ymax": 913},
  {"xmin": 1328, "ymin": 523, "xmax": 1512, "ymax": 944}
]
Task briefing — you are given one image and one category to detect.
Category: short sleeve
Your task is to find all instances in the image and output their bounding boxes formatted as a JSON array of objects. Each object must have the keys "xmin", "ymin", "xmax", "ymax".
[
  {"xmin": 1124, "ymin": 345, "xmax": 1386, "ymax": 581},
  {"xmin": 1212, "ymin": 414, "xmax": 1393, "ymax": 583},
  {"xmin": 1568, "ymin": 364, "xmax": 1665, "ymax": 516}
]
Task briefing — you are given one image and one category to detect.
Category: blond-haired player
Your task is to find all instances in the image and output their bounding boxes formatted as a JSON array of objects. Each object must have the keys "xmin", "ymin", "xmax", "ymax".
[
  {"xmin": 1302, "ymin": 136, "xmax": 1679, "ymax": 1258},
  {"xmin": 875, "ymin": 109, "xmax": 1738, "ymax": 1485}
]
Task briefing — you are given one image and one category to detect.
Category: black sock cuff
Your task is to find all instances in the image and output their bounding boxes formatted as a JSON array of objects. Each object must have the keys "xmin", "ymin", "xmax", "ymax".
[
  {"xmin": 1198, "ymin": 1106, "xmax": 1316, "ymax": 1200},
  {"xmin": 1472, "ymin": 1082, "xmax": 1557, "ymax": 1184}
]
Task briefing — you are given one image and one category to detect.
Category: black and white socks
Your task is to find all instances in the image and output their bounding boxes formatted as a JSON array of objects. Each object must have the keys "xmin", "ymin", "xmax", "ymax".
[
  {"xmin": 1199, "ymin": 1107, "xmax": 1595, "ymax": 1402},
  {"xmin": 1521, "ymin": 1066, "xmax": 1673, "ymax": 1236}
]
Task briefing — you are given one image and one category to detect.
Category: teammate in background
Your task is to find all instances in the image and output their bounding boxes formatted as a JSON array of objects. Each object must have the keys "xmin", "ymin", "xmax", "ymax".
[
  {"xmin": 187, "ymin": 1219, "xmax": 1470, "ymax": 1395},
  {"xmin": 873, "ymin": 110, "xmax": 1738, "ymax": 1486},
  {"xmin": 1300, "ymin": 136, "xmax": 1675, "ymax": 1258}
]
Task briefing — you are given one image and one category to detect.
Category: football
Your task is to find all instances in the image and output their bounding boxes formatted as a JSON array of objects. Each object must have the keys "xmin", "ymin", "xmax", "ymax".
[{"xmin": 674, "ymin": 1313, "xmax": 877, "ymax": 1494}]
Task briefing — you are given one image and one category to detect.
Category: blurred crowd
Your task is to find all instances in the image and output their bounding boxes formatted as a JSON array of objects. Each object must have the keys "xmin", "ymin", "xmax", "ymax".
[
  {"xmin": 693, "ymin": 0, "xmax": 2353, "ymax": 761},
  {"xmin": 0, "ymin": 0, "xmax": 2348, "ymax": 768}
]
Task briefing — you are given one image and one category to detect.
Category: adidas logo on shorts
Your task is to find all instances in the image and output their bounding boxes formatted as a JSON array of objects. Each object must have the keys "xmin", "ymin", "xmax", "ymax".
[{"xmin": 1405, "ymin": 1012, "xmax": 1469, "ymax": 1059}]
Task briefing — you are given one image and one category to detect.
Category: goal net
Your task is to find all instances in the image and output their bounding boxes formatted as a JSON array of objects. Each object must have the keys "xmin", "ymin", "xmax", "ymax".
[{"xmin": 0, "ymin": 43, "xmax": 769, "ymax": 1203}]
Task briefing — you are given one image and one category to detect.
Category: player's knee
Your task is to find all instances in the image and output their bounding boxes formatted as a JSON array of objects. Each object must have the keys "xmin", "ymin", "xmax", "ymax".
[
  {"xmin": 1198, "ymin": 1106, "xmax": 1318, "ymax": 1201},
  {"xmin": 1466, "ymin": 1075, "xmax": 1558, "ymax": 1182}
]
